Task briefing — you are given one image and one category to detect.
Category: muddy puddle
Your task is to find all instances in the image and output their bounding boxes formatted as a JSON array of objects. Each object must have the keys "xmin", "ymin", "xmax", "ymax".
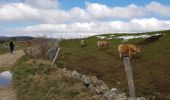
[{"xmin": 0, "ymin": 71, "xmax": 12, "ymax": 86}]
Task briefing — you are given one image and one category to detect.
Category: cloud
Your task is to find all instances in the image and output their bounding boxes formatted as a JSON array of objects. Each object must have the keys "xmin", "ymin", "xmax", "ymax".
[
  {"xmin": 86, "ymin": 2, "xmax": 146, "ymax": 19},
  {"xmin": 0, "ymin": 2, "xmax": 72, "ymax": 23},
  {"xmin": 146, "ymin": 2, "xmax": 170, "ymax": 16},
  {"xmin": 25, "ymin": 0, "xmax": 59, "ymax": 9},
  {"xmin": 1, "ymin": 1, "xmax": 170, "ymax": 23},
  {"xmin": 1, "ymin": 1, "xmax": 170, "ymax": 37},
  {"xmin": 69, "ymin": 7, "xmax": 91, "ymax": 21},
  {"xmin": 5, "ymin": 18, "xmax": 170, "ymax": 38},
  {"xmin": 0, "ymin": 3, "xmax": 39, "ymax": 21}
]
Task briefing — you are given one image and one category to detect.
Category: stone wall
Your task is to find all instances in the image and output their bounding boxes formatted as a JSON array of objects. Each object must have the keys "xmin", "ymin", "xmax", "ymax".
[{"xmin": 57, "ymin": 67, "xmax": 146, "ymax": 100}]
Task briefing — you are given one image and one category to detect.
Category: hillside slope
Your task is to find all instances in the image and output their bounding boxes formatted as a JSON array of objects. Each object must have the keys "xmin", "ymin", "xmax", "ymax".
[{"xmin": 57, "ymin": 30, "xmax": 170, "ymax": 99}]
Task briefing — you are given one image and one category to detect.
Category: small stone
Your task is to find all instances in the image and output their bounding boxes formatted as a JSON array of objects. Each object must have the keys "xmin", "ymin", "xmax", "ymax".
[
  {"xmin": 81, "ymin": 75, "xmax": 92, "ymax": 85},
  {"xmin": 110, "ymin": 88, "xmax": 117, "ymax": 92},
  {"xmin": 62, "ymin": 68, "xmax": 67, "ymax": 73},
  {"xmin": 71, "ymin": 70, "xmax": 82, "ymax": 80},
  {"xmin": 95, "ymin": 83, "xmax": 109, "ymax": 94},
  {"xmin": 91, "ymin": 76, "xmax": 104, "ymax": 85},
  {"xmin": 117, "ymin": 93, "xmax": 126, "ymax": 98},
  {"xmin": 103, "ymin": 90, "xmax": 117, "ymax": 100}
]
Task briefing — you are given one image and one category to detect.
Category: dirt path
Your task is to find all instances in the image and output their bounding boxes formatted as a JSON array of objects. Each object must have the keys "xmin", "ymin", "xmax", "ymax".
[
  {"xmin": 0, "ymin": 50, "xmax": 24, "ymax": 68},
  {"xmin": 0, "ymin": 86, "xmax": 16, "ymax": 100},
  {"xmin": 0, "ymin": 50, "xmax": 25, "ymax": 100}
]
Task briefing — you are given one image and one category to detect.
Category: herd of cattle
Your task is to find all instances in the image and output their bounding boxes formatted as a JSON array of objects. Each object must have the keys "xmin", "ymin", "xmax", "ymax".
[{"xmin": 80, "ymin": 39, "xmax": 141, "ymax": 59}]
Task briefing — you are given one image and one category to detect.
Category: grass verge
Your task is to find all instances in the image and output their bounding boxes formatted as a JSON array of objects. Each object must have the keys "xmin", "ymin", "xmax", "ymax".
[{"xmin": 12, "ymin": 56, "xmax": 100, "ymax": 100}]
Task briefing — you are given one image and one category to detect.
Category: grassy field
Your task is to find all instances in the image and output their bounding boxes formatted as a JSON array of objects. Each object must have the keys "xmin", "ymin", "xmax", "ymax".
[
  {"xmin": 57, "ymin": 30, "xmax": 170, "ymax": 99},
  {"xmin": 12, "ymin": 56, "xmax": 101, "ymax": 100},
  {"xmin": 0, "ymin": 43, "xmax": 9, "ymax": 54}
]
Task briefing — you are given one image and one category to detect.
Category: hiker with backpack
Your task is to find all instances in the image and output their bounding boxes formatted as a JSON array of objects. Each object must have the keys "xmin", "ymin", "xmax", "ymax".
[{"xmin": 9, "ymin": 40, "xmax": 15, "ymax": 54}]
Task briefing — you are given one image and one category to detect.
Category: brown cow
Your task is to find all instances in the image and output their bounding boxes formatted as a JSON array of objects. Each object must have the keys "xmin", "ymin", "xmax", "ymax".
[
  {"xmin": 97, "ymin": 41, "xmax": 110, "ymax": 48},
  {"xmin": 118, "ymin": 44, "xmax": 140, "ymax": 59}
]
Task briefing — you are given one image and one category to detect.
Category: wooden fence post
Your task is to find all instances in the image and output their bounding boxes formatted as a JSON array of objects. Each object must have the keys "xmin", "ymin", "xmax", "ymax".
[
  {"xmin": 51, "ymin": 47, "xmax": 60, "ymax": 66},
  {"xmin": 123, "ymin": 57, "xmax": 136, "ymax": 97}
]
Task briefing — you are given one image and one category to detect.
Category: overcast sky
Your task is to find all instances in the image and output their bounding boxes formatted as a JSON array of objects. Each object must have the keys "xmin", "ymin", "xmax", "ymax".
[{"xmin": 0, "ymin": 0, "xmax": 170, "ymax": 38}]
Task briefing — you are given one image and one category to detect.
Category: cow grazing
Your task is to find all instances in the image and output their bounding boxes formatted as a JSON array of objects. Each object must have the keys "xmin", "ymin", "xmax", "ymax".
[
  {"xmin": 118, "ymin": 44, "xmax": 140, "ymax": 59},
  {"xmin": 80, "ymin": 40, "xmax": 86, "ymax": 47},
  {"xmin": 97, "ymin": 41, "xmax": 110, "ymax": 48}
]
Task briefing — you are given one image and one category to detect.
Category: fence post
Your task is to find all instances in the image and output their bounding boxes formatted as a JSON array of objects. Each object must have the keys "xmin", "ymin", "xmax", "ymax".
[
  {"xmin": 51, "ymin": 47, "xmax": 60, "ymax": 66},
  {"xmin": 123, "ymin": 57, "xmax": 136, "ymax": 97}
]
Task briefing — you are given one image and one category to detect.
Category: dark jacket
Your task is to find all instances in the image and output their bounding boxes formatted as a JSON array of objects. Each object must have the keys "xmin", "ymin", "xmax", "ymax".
[{"xmin": 9, "ymin": 41, "xmax": 15, "ymax": 49}]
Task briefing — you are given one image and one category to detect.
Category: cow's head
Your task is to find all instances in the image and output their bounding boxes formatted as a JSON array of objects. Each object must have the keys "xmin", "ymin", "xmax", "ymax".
[{"xmin": 131, "ymin": 45, "xmax": 141, "ymax": 54}]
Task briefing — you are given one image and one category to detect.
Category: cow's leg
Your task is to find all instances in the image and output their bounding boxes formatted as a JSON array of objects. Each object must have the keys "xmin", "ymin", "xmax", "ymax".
[
  {"xmin": 119, "ymin": 52, "xmax": 122, "ymax": 59},
  {"xmin": 129, "ymin": 51, "xmax": 131, "ymax": 59}
]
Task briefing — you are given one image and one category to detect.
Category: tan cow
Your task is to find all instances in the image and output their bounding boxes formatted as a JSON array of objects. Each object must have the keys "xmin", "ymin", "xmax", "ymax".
[
  {"xmin": 118, "ymin": 44, "xmax": 140, "ymax": 59},
  {"xmin": 80, "ymin": 40, "xmax": 86, "ymax": 47},
  {"xmin": 97, "ymin": 41, "xmax": 110, "ymax": 48}
]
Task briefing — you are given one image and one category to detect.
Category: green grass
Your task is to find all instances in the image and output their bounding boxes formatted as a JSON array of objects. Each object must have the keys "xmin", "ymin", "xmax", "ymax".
[
  {"xmin": 0, "ymin": 44, "xmax": 9, "ymax": 54},
  {"xmin": 57, "ymin": 30, "xmax": 170, "ymax": 99},
  {"xmin": 12, "ymin": 56, "xmax": 98, "ymax": 100}
]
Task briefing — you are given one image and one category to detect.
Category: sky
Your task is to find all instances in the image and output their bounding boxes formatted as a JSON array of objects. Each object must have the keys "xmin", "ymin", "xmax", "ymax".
[{"xmin": 0, "ymin": 0, "xmax": 170, "ymax": 38}]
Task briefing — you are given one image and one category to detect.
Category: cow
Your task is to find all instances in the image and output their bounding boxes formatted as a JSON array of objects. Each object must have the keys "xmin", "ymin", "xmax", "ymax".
[
  {"xmin": 118, "ymin": 44, "xmax": 140, "ymax": 59},
  {"xmin": 80, "ymin": 40, "xmax": 86, "ymax": 47},
  {"xmin": 97, "ymin": 41, "xmax": 110, "ymax": 48}
]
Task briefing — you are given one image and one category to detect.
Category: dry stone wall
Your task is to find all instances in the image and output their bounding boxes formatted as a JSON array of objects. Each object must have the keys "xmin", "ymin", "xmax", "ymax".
[{"xmin": 58, "ymin": 67, "xmax": 146, "ymax": 100}]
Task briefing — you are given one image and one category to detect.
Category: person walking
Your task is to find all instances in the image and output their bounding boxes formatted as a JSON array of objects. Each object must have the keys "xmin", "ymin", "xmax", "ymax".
[{"xmin": 9, "ymin": 40, "xmax": 15, "ymax": 54}]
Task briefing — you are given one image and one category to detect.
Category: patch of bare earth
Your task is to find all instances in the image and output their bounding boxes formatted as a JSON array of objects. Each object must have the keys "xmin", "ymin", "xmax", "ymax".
[
  {"xmin": 0, "ymin": 50, "xmax": 24, "ymax": 68},
  {"xmin": 0, "ymin": 86, "xmax": 16, "ymax": 100}
]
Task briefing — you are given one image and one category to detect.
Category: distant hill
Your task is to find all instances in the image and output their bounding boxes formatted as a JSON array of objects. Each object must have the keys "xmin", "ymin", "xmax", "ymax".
[{"xmin": 0, "ymin": 36, "xmax": 34, "ymax": 41}]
